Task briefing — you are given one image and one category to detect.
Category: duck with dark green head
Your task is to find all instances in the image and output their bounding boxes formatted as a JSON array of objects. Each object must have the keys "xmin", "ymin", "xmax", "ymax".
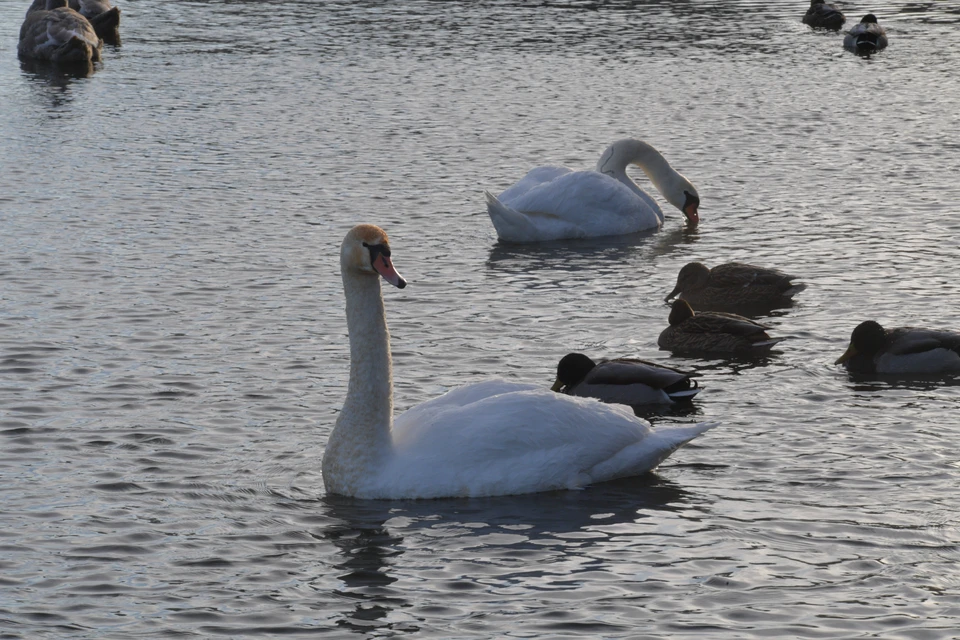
[{"xmin": 836, "ymin": 321, "xmax": 960, "ymax": 374}]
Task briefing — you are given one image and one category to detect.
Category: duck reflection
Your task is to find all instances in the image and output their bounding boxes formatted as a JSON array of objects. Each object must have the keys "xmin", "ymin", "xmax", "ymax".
[{"xmin": 20, "ymin": 57, "xmax": 94, "ymax": 111}]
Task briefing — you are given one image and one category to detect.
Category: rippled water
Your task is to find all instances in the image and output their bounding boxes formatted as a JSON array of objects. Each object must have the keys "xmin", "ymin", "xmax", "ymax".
[{"xmin": 3, "ymin": 0, "xmax": 960, "ymax": 637}]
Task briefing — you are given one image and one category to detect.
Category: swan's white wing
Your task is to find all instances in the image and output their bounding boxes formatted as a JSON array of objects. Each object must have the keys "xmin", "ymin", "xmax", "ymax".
[
  {"xmin": 380, "ymin": 383, "xmax": 715, "ymax": 498},
  {"xmin": 500, "ymin": 171, "xmax": 662, "ymax": 238},
  {"xmin": 498, "ymin": 166, "xmax": 573, "ymax": 203}
]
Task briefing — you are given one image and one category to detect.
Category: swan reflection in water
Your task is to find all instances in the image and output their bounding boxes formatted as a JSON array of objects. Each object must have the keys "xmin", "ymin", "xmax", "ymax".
[
  {"xmin": 485, "ymin": 224, "xmax": 699, "ymax": 282},
  {"xmin": 320, "ymin": 474, "xmax": 705, "ymax": 633}
]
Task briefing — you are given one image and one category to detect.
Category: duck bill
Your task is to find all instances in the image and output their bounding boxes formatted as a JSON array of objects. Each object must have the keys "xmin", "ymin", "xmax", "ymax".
[
  {"xmin": 683, "ymin": 202, "xmax": 699, "ymax": 225},
  {"xmin": 550, "ymin": 378, "xmax": 564, "ymax": 392},
  {"xmin": 835, "ymin": 344, "xmax": 857, "ymax": 365},
  {"xmin": 664, "ymin": 285, "xmax": 681, "ymax": 302},
  {"xmin": 373, "ymin": 255, "xmax": 407, "ymax": 289}
]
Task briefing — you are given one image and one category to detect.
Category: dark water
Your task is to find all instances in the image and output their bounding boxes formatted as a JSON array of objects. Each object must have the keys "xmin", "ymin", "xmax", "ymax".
[{"xmin": 2, "ymin": 0, "xmax": 960, "ymax": 637}]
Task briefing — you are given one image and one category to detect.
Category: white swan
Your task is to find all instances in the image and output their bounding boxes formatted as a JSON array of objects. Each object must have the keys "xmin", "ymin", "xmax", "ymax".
[
  {"xmin": 322, "ymin": 224, "xmax": 718, "ymax": 499},
  {"xmin": 484, "ymin": 138, "xmax": 701, "ymax": 243}
]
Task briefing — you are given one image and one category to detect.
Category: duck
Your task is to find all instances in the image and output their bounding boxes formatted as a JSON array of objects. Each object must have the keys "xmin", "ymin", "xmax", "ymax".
[
  {"xmin": 835, "ymin": 321, "xmax": 960, "ymax": 374},
  {"xmin": 665, "ymin": 261, "xmax": 806, "ymax": 311},
  {"xmin": 27, "ymin": 0, "xmax": 119, "ymax": 43},
  {"xmin": 658, "ymin": 299, "xmax": 784, "ymax": 356},
  {"xmin": 803, "ymin": 1, "xmax": 845, "ymax": 30},
  {"xmin": 551, "ymin": 353, "xmax": 700, "ymax": 406},
  {"xmin": 322, "ymin": 224, "xmax": 718, "ymax": 499},
  {"xmin": 19, "ymin": 0, "xmax": 102, "ymax": 64},
  {"xmin": 844, "ymin": 14, "xmax": 888, "ymax": 53},
  {"xmin": 484, "ymin": 138, "xmax": 700, "ymax": 243}
]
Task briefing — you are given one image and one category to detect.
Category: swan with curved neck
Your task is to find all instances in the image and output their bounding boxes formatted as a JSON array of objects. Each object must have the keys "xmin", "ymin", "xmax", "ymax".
[
  {"xmin": 322, "ymin": 224, "xmax": 718, "ymax": 499},
  {"xmin": 485, "ymin": 138, "xmax": 700, "ymax": 243}
]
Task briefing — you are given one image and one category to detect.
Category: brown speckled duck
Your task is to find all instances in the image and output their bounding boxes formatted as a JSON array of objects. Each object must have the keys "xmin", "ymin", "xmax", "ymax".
[
  {"xmin": 665, "ymin": 261, "xmax": 805, "ymax": 311},
  {"xmin": 836, "ymin": 321, "xmax": 960, "ymax": 375},
  {"xmin": 658, "ymin": 300, "xmax": 784, "ymax": 356},
  {"xmin": 803, "ymin": 1, "xmax": 845, "ymax": 30},
  {"xmin": 19, "ymin": 0, "xmax": 102, "ymax": 64}
]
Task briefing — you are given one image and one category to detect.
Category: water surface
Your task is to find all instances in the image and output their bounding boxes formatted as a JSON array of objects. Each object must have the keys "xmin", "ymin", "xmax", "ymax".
[{"xmin": 2, "ymin": 0, "xmax": 960, "ymax": 637}]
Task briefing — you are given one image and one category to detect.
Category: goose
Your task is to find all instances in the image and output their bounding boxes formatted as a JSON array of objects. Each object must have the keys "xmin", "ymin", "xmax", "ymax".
[
  {"xmin": 835, "ymin": 321, "xmax": 960, "ymax": 374},
  {"xmin": 19, "ymin": 0, "xmax": 101, "ymax": 63},
  {"xmin": 551, "ymin": 353, "xmax": 700, "ymax": 406},
  {"xmin": 844, "ymin": 14, "xmax": 888, "ymax": 53},
  {"xmin": 484, "ymin": 138, "xmax": 700, "ymax": 243},
  {"xmin": 803, "ymin": 1, "xmax": 845, "ymax": 30},
  {"xmin": 665, "ymin": 261, "xmax": 806, "ymax": 311},
  {"xmin": 658, "ymin": 299, "xmax": 783, "ymax": 356},
  {"xmin": 322, "ymin": 224, "xmax": 718, "ymax": 499}
]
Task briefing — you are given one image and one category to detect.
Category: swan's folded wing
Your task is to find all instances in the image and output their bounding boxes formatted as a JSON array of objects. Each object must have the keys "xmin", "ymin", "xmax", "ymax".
[{"xmin": 498, "ymin": 166, "xmax": 572, "ymax": 204}]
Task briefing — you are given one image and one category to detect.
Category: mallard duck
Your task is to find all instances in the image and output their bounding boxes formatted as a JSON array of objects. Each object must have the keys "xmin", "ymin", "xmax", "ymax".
[
  {"xmin": 658, "ymin": 300, "xmax": 784, "ymax": 356},
  {"xmin": 835, "ymin": 321, "xmax": 960, "ymax": 374},
  {"xmin": 844, "ymin": 14, "xmax": 888, "ymax": 53},
  {"xmin": 803, "ymin": 1, "xmax": 845, "ymax": 30},
  {"xmin": 551, "ymin": 353, "xmax": 700, "ymax": 406},
  {"xmin": 322, "ymin": 225, "xmax": 718, "ymax": 499},
  {"xmin": 19, "ymin": 0, "xmax": 102, "ymax": 64},
  {"xmin": 665, "ymin": 261, "xmax": 806, "ymax": 310},
  {"xmin": 484, "ymin": 138, "xmax": 700, "ymax": 243}
]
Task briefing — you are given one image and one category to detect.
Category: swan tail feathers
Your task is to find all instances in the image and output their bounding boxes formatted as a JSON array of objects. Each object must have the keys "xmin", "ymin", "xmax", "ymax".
[
  {"xmin": 485, "ymin": 190, "xmax": 536, "ymax": 242},
  {"xmin": 590, "ymin": 421, "xmax": 719, "ymax": 481}
]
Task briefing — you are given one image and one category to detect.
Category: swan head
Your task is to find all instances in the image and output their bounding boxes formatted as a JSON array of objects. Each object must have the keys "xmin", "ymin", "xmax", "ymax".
[
  {"xmin": 666, "ymin": 178, "xmax": 700, "ymax": 226},
  {"xmin": 551, "ymin": 353, "xmax": 597, "ymax": 392},
  {"xmin": 668, "ymin": 299, "xmax": 696, "ymax": 326},
  {"xmin": 835, "ymin": 320, "xmax": 886, "ymax": 364},
  {"xmin": 341, "ymin": 224, "xmax": 406, "ymax": 288},
  {"xmin": 665, "ymin": 262, "xmax": 711, "ymax": 301}
]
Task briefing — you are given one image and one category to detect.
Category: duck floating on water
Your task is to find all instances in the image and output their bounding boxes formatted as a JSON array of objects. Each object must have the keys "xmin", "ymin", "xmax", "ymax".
[
  {"xmin": 658, "ymin": 300, "xmax": 784, "ymax": 357},
  {"xmin": 803, "ymin": 1, "xmax": 845, "ymax": 30},
  {"xmin": 836, "ymin": 321, "xmax": 960, "ymax": 375},
  {"xmin": 552, "ymin": 353, "xmax": 700, "ymax": 406},
  {"xmin": 27, "ymin": 0, "xmax": 119, "ymax": 43},
  {"xmin": 19, "ymin": 0, "xmax": 102, "ymax": 64},
  {"xmin": 844, "ymin": 14, "xmax": 888, "ymax": 54},
  {"xmin": 665, "ymin": 262, "xmax": 806, "ymax": 311}
]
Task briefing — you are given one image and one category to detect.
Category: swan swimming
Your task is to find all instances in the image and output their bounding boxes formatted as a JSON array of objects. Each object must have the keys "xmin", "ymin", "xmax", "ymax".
[
  {"xmin": 485, "ymin": 138, "xmax": 701, "ymax": 243},
  {"xmin": 322, "ymin": 224, "xmax": 718, "ymax": 499}
]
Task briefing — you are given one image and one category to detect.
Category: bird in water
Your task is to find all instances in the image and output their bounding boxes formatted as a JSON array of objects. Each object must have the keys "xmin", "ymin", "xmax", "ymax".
[
  {"xmin": 665, "ymin": 261, "xmax": 806, "ymax": 312},
  {"xmin": 19, "ymin": 0, "xmax": 102, "ymax": 64},
  {"xmin": 552, "ymin": 353, "xmax": 700, "ymax": 406},
  {"xmin": 658, "ymin": 299, "xmax": 784, "ymax": 357},
  {"xmin": 844, "ymin": 14, "xmax": 888, "ymax": 54},
  {"xmin": 803, "ymin": 1, "xmax": 845, "ymax": 30},
  {"xmin": 835, "ymin": 321, "xmax": 960, "ymax": 375}
]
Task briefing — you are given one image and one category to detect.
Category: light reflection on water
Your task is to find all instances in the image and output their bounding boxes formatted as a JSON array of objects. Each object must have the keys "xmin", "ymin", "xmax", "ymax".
[{"xmin": 2, "ymin": 0, "xmax": 960, "ymax": 637}]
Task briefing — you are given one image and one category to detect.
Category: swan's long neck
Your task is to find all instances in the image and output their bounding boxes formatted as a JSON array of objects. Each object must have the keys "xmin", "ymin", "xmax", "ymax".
[
  {"xmin": 323, "ymin": 269, "xmax": 394, "ymax": 494},
  {"xmin": 596, "ymin": 139, "xmax": 669, "ymax": 192},
  {"xmin": 595, "ymin": 139, "xmax": 687, "ymax": 215}
]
